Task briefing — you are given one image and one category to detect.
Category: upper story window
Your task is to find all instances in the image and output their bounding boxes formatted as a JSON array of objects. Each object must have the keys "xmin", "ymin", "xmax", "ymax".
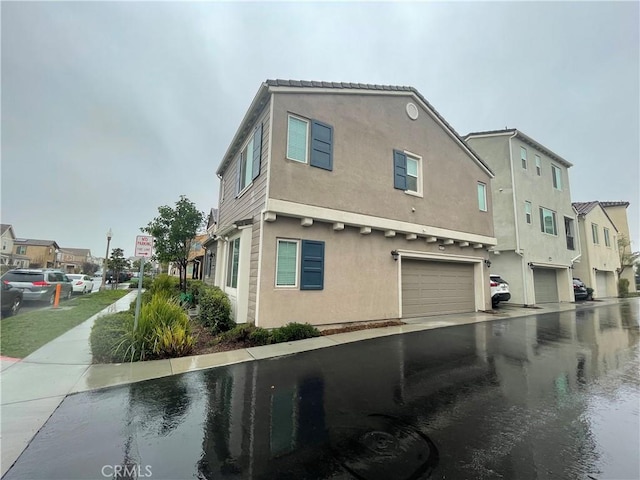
[
  {"xmin": 16, "ymin": 246, "xmax": 26, "ymax": 255},
  {"xmin": 477, "ymin": 183, "xmax": 487, "ymax": 211},
  {"xmin": 287, "ymin": 114, "xmax": 333, "ymax": 171},
  {"xmin": 591, "ymin": 223, "xmax": 599, "ymax": 244},
  {"xmin": 565, "ymin": 217, "xmax": 575, "ymax": 250},
  {"xmin": 393, "ymin": 150, "xmax": 422, "ymax": 196},
  {"xmin": 551, "ymin": 164, "xmax": 562, "ymax": 190},
  {"xmin": 520, "ymin": 147, "xmax": 527, "ymax": 170},
  {"xmin": 535, "ymin": 155, "xmax": 541, "ymax": 176},
  {"xmin": 236, "ymin": 123, "xmax": 263, "ymax": 196},
  {"xmin": 525, "ymin": 201, "xmax": 532, "ymax": 224},
  {"xmin": 539, "ymin": 207, "xmax": 557, "ymax": 235},
  {"xmin": 604, "ymin": 227, "xmax": 611, "ymax": 247}
]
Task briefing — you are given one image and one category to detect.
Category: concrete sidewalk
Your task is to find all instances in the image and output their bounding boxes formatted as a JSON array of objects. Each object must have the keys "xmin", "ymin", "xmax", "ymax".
[{"xmin": 0, "ymin": 295, "xmax": 625, "ymax": 477}]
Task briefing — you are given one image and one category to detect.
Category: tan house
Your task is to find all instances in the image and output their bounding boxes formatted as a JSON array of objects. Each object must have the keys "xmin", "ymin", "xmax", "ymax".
[
  {"xmin": 13, "ymin": 239, "xmax": 60, "ymax": 268},
  {"xmin": 214, "ymin": 80, "xmax": 497, "ymax": 328},
  {"xmin": 572, "ymin": 202, "xmax": 620, "ymax": 297},
  {"xmin": 600, "ymin": 201, "xmax": 637, "ymax": 294},
  {"xmin": 202, "ymin": 208, "xmax": 218, "ymax": 285},
  {"xmin": 57, "ymin": 248, "xmax": 92, "ymax": 273},
  {"xmin": 186, "ymin": 234, "xmax": 209, "ymax": 280}
]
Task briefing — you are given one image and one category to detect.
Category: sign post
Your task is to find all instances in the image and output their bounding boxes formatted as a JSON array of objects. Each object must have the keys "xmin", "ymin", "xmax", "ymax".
[{"xmin": 133, "ymin": 235, "xmax": 153, "ymax": 331}]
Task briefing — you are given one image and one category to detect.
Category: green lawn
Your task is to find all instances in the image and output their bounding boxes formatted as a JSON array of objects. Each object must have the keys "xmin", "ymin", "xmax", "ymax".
[{"xmin": 0, "ymin": 290, "xmax": 129, "ymax": 358}]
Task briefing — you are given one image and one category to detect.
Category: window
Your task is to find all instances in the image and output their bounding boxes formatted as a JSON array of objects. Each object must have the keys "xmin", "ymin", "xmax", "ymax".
[
  {"xmin": 477, "ymin": 183, "xmax": 487, "ymax": 211},
  {"xmin": 565, "ymin": 217, "xmax": 575, "ymax": 250},
  {"xmin": 276, "ymin": 240, "xmax": 299, "ymax": 287},
  {"xmin": 226, "ymin": 237, "xmax": 240, "ymax": 288},
  {"xmin": 16, "ymin": 246, "xmax": 26, "ymax": 255},
  {"xmin": 393, "ymin": 150, "xmax": 422, "ymax": 195},
  {"xmin": 539, "ymin": 207, "xmax": 558, "ymax": 235},
  {"xmin": 286, "ymin": 115, "xmax": 334, "ymax": 171},
  {"xmin": 237, "ymin": 124, "xmax": 263, "ymax": 194},
  {"xmin": 535, "ymin": 155, "xmax": 541, "ymax": 176},
  {"xmin": 591, "ymin": 223, "xmax": 599, "ymax": 244},
  {"xmin": 552, "ymin": 164, "xmax": 562, "ymax": 190},
  {"xmin": 287, "ymin": 115, "xmax": 309, "ymax": 163},
  {"xmin": 604, "ymin": 228, "xmax": 611, "ymax": 247},
  {"xmin": 520, "ymin": 147, "xmax": 527, "ymax": 169},
  {"xmin": 525, "ymin": 201, "xmax": 532, "ymax": 224}
]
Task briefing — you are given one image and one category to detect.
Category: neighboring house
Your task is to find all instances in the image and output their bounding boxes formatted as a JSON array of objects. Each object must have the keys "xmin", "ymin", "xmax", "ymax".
[
  {"xmin": 465, "ymin": 129, "xmax": 579, "ymax": 305},
  {"xmin": 1, "ymin": 224, "xmax": 30, "ymax": 269},
  {"xmin": 600, "ymin": 201, "xmax": 637, "ymax": 294},
  {"xmin": 57, "ymin": 248, "xmax": 92, "ymax": 273},
  {"xmin": 202, "ymin": 208, "xmax": 218, "ymax": 285},
  {"xmin": 13, "ymin": 239, "xmax": 60, "ymax": 268},
  {"xmin": 572, "ymin": 202, "xmax": 620, "ymax": 298},
  {"xmin": 186, "ymin": 234, "xmax": 208, "ymax": 280},
  {"xmin": 214, "ymin": 80, "xmax": 497, "ymax": 327}
]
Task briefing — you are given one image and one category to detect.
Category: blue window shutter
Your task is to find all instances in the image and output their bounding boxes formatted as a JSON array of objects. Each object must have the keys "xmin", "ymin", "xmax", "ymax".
[
  {"xmin": 310, "ymin": 120, "xmax": 333, "ymax": 171},
  {"xmin": 393, "ymin": 150, "xmax": 407, "ymax": 190},
  {"xmin": 252, "ymin": 123, "xmax": 262, "ymax": 180},
  {"xmin": 300, "ymin": 240, "xmax": 324, "ymax": 290}
]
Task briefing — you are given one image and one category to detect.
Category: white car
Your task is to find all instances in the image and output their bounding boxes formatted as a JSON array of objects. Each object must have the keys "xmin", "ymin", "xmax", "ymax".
[
  {"xmin": 490, "ymin": 274, "xmax": 511, "ymax": 308},
  {"xmin": 67, "ymin": 274, "xmax": 95, "ymax": 294}
]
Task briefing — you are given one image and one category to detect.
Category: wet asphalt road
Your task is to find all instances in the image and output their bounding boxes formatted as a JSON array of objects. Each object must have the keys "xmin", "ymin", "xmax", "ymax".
[{"xmin": 5, "ymin": 300, "xmax": 639, "ymax": 480}]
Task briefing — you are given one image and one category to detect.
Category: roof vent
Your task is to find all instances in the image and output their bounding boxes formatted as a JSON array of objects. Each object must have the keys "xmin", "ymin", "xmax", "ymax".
[{"xmin": 406, "ymin": 102, "xmax": 419, "ymax": 120}]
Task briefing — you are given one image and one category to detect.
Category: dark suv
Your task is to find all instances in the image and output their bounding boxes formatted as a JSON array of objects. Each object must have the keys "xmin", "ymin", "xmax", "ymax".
[{"xmin": 1, "ymin": 269, "xmax": 73, "ymax": 304}]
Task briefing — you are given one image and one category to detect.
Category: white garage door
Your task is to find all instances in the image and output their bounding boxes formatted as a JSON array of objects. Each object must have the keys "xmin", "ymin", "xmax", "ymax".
[
  {"xmin": 401, "ymin": 260, "xmax": 475, "ymax": 317},
  {"xmin": 596, "ymin": 272, "xmax": 608, "ymax": 298},
  {"xmin": 534, "ymin": 268, "xmax": 559, "ymax": 303}
]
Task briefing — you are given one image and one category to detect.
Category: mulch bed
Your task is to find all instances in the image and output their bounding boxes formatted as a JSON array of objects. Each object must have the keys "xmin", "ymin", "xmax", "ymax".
[{"xmin": 188, "ymin": 319, "xmax": 406, "ymax": 356}]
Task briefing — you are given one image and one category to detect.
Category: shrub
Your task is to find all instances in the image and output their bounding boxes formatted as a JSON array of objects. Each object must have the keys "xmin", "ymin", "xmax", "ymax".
[
  {"xmin": 186, "ymin": 279, "xmax": 206, "ymax": 305},
  {"xmin": 129, "ymin": 277, "xmax": 153, "ymax": 289},
  {"xmin": 152, "ymin": 323, "xmax": 196, "ymax": 358},
  {"xmin": 586, "ymin": 287, "xmax": 594, "ymax": 300},
  {"xmin": 270, "ymin": 323, "xmax": 320, "ymax": 343},
  {"xmin": 117, "ymin": 293, "xmax": 193, "ymax": 362},
  {"xmin": 618, "ymin": 278, "xmax": 630, "ymax": 298},
  {"xmin": 90, "ymin": 312, "xmax": 134, "ymax": 363},
  {"xmin": 198, "ymin": 286, "xmax": 234, "ymax": 334},
  {"xmin": 219, "ymin": 324, "xmax": 272, "ymax": 346},
  {"xmin": 151, "ymin": 274, "xmax": 180, "ymax": 296},
  {"xmin": 249, "ymin": 327, "xmax": 272, "ymax": 346}
]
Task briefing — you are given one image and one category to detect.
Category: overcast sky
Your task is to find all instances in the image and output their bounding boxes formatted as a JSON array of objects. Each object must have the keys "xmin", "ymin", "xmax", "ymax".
[{"xmin": 2, "ymin": 1, "xmax": 638, "ymax": 260}]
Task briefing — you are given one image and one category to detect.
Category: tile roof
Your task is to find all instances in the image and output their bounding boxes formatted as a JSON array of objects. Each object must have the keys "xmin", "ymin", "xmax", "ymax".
[
  {"xmin": 572, "ymin": 201, "xmax": 600, "ymax": 215},
  {"xmin": 599, "ymin": 201, "xmax": 630, "ymax": 208},
  {"xmin": 59, "ymin": 248, "xmax": 91, "ymax": 257},
  {"xmin": 14, "ymin": 238, "xmax": 59, "ymax": 248},
  {"xmin": 218, "ymin": 80, "xmax": 493, "ymax": 175}
]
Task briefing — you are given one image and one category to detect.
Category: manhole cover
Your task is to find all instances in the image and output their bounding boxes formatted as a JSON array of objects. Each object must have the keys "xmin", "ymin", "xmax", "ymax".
[{"xmin": 331, "ymin": 414, "xmax": 438, "ymax": 480}]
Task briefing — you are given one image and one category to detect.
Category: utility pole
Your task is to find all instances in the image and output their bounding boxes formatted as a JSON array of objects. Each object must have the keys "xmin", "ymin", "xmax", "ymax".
[{"xmin": 100, "ymin": 228, "xmax": 112, "ymax": 291}]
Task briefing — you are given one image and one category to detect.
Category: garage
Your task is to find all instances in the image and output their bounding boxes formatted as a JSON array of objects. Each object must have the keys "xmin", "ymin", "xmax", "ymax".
[
  {"xmin": 533, "ymin": 268, "xmax": 559, "ymax": 303},
  {"xmin": 401, "ymin": 260, "xmax": 475, "ymax": 317},
  {"xmin": 595, "ymin": 271, "xmax": 609, "ymax": 297}
]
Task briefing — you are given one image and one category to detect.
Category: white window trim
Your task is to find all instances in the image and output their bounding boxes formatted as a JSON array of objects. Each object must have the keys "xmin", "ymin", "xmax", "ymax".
[
  {"xmin": 275, "ymin": 239, "xmax": 300, "ymax": 288},
  {"xmin": 477, "ymin": 182, "xmax": 487, "ymax": 212},
  {"xmin": 403, "ymin": 150, "xmax": 423, "ymax": 198},
  {"xmin": 604, "ymin": 227, "xmax": 611, "ymax": 247},
  {"xmin": 525, "ymin": 201, "xmax": 532, "ymax": 224},
  {"xmin": 552, "ymin": 164, "xmax": 562, "ymax": 191},
  {"xmin": 520, "ymin": 147, "xmax": 527, "ymax": 170},
  {"xmin": 226, "ymin": 236, "xmax": 241, "ymax": 290},
  {"xmin": 592, "ymin": 223, "xmax": 599, "ymax": 244},
  {"xmin": 237, "ymin": 134, "xmax": 256, "ymax": 196},
  {"xmin": 540, "ymin": 207, "xmax": 558, "ymax": 236},
  {"xmin": 286, "ymin": 114, "xmax": 309, "ymax": 164},
  {"xmin": 535, "ymin": 155, "xmax": 541, "ymax": 176}
]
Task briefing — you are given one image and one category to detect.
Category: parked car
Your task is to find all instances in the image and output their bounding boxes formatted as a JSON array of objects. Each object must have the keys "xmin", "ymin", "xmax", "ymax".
[
  {"xmin": 490, "ymin": 274, "xmax": 511, "ymax": 308},
  {"xmin": 105, "ymin": 271, "xmax": 132, "ymax": 283},
  {"xmin": 1, "ymin": 269, "xmax": 73, "ymax": 304},
  {"xmin": 573, "ymin": 278, "xmax": 593, "ymax": 301},
  {"xmin": 67, "ymin": 274, "xmax": 95, "ymax": 294},
  {"xmin": 1, "ymin": 282, "xmax": 23, "ymax": 316}
]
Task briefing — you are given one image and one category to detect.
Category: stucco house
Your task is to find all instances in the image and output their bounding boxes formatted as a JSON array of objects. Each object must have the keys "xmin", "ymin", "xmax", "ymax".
[
  {"xmin": 57, "ymin": 247, "xmax": 92, "ymax": 273},
  {"xmin": 571, "ymin": 202, "xmax": 620, "ymax": 298},
  {"xmin": 214, "ymin": 80, "xmax": 497, "ymax": 328},
  {"xmin": 465, "ymin": 129, "xmax": 579, "ymax": 305},
  {"xmin": 13, "ymin": 239, "xmax": 60, "ymax": 268},
  {"xmin": 600, "ymin": 201, "xmax": 637, "ymax": 294}
]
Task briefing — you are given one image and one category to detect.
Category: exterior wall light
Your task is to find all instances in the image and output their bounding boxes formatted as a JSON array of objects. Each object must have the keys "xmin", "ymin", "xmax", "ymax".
[
  {"xmin": 484, "ymin": 259, "xmax": 491, "ymax": 268},
  {"xmin": 391, "ymin": 250, "xmax": 399, "ymax": 261}
]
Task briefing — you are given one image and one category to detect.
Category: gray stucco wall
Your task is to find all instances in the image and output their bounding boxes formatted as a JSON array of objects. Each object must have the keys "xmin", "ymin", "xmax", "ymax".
[{"xmin": 268, "ymin": 92, "xmax": 494, "ymax": 238}]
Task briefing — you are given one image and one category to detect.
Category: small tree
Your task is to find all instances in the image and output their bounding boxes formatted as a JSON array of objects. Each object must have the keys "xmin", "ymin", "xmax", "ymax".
[
  {"xmin": 82, "ymin": 262, "xmax": 99, "ymax": 275},
  {"xmin": 142, "ymin": 196, "xmax": 204, "ymax": 293},
  {"xmin": 618, "ymin": 235, "xmax": 639, "ymax": 276},
  {"xmin": 132, "ymin": 258, "xmax": 154, "ymax": 276},
  {"xmin": 108, "ymin": 248, "xmax": 129, "ymax": 283}
]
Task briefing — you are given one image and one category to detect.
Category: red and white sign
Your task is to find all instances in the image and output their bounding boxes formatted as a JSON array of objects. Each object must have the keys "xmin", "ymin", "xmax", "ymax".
[{"xmin": 134, "ymin": 235, "xmax": 154, "ymax": 257}]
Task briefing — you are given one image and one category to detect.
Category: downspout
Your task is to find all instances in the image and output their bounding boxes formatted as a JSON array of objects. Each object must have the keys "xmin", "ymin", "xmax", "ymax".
[{"xmin": 508, "ymin": 130, "xmax": 529, "ymax": 305}]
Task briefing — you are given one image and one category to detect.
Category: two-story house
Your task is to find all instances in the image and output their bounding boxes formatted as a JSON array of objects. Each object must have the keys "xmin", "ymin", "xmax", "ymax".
[
  {"xmin": 13, "ymin": 239, "xmax": 60, "ymax": 268},
  {"xmin": 1, "ymin": 224, "xmax": 16, "ymax": 266},
  {"xmin": 57, "ymin": 248, "xmax": 92, "ymax": 273},
  {"xmin": 214, "ymin": 80, "xmax": 497, "ymax": 328},
  {"xmin": 465, "ymin": 129, "xmax": 579, "ymax": 305},
  {"xmin": 572, "ymin": 202, "xmax": 620, "ymax": 298},
  {"xmin": 600, "ymin": 201, "xmax": 637, "ymax": 294}
]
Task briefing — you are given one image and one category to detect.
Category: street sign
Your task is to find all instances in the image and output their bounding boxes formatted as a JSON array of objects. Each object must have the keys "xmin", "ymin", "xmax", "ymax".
[{"xmin": 134, "ymin": 235, "xmax": 153, "ymax": 257}]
